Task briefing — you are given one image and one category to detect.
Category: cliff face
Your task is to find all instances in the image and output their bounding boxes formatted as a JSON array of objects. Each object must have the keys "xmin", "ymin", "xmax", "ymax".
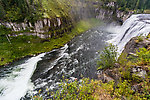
[
  {"xmin": 1, "ymin": 18, "xmax": 61, "ymax": 33},
  {"xmin": 0, "ymin": 17, "xmax": 73, "ymax": 38},
  {"xmin": 96, "ymin": 2, "xmax": 133, "ymax": 23},
  {"xmin": 123, "ymin": 35, "xmax": 150, "ymax": 56}
]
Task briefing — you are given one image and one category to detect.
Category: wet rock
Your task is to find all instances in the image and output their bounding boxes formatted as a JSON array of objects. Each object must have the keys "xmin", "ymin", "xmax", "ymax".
[
  {"xmin": 131, "ymin": 66, "xmax": 147, "ymax": 79},
  {"xmin": 123, "ymin": 36, "xmax": 150, "ymax": 56},
  {"xmin": 114, "ymin": 63, "xmax": 120, "ymax": 68},
  {"xmin": 97, "ymin": 72, "xmax": 114, "ymax": 83},
  {"xmin": 97, "ymin": 66, "xmax": 121, "ymax": 83},
  {"xmin": 105, "ymin": 68, "xmax": 120, "ymax": 80}
]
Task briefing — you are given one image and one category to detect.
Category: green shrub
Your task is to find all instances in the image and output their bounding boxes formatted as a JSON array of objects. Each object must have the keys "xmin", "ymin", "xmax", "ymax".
[
  {"xmin": 136, "ymin": 47, "xmax": 150, "ymax": 65},
  {"xmin": 0, "ymin": 25, "xmax": 12, "ymax": 36},
  {"xmin": 113, "ymin": 80, "xmax": 134, "ymax": 98},
  {"xmin": 33, "ymin": 78, "xmax": 114, "ymax": 100},
  {"xmin": 127, "ymin": 47, "xmax": 150, "ymax": 66},
  {"xmin": 118, "ymin": 52, "xmax": 128, "ymax": 66},
  {"xmin": 33, "ymin": 78, "xmax": 101, "ymax": 100},
  {"xmin": 52, "ymin": 78, "xmax": 98, "ymax": 100},
  {"xmin": 97, "ymin": 44, "xmax": 118, "ymax": 70},
  {"xmin": 137, "ymin": 35, "xmax": 144, "ymax": 42}
]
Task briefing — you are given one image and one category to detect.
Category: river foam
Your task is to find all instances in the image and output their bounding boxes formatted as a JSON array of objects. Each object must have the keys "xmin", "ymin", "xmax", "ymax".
[{"xmin": 0, "ymin": 53, "xmax": 45, "ymax": 100}]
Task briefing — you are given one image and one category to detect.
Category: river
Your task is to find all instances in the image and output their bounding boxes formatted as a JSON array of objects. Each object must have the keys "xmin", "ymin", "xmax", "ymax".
[{"xmin": 1, "ymin": 14, "xmax": 150, "ymax": 100}]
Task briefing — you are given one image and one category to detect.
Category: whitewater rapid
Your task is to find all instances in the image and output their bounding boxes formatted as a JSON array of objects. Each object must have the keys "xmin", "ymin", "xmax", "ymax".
[{"xmin": 0, "ymin": 53, "xmax": 45, "ymax": 100}]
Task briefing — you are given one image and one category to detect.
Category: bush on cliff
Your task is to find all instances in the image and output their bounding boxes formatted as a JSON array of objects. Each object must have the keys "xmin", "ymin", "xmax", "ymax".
[{"xmin": 97, "ymin": 44, "xmax": 117, "ymax": 70}]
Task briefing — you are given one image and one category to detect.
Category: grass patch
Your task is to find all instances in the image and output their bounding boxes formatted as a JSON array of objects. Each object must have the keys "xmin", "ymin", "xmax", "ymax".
[{"xmin": 0, "ymin": 18, "xmax": 102, "ymax": 66}]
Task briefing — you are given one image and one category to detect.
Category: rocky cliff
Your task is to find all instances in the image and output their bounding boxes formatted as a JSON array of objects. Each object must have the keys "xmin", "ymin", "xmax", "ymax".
[
  {"xmin": 123, "ymin": 35, "xmax": 150, "ymax": 56},
  {"xmin": 0, "ymin": 17, "xmax": 73, "ymax": 38},
  {"xmin": 96, "ymin": 2, "xmax": 133, "ymax": 23}
]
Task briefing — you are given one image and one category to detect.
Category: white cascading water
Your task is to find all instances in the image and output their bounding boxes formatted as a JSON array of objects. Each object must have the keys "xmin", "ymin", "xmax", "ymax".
[
  {"xmin": 0, "ymin": 53, "xmax": 45, "ymax": 100},
  {"xmin": 108, "ymin": 14, "xmax": 150, "ymax": 53}
]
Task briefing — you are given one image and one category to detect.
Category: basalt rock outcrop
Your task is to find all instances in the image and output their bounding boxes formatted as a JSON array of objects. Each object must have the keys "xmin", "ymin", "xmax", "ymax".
[
  {"xmin": 96, "ymin": 2, "xmax": 133, "ymax": 23},
  {"xmin": 123, "ymin": 35, "xmax": 150, "ymax": 56},
  {"xmin": 0, "ymin": 17, "xmax": 73, "ymax": 38}
]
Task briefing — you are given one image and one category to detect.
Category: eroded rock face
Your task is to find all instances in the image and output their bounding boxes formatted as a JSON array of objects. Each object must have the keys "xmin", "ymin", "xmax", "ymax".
[
  {"xmin": 97, "ymin": 63, "xmax": 121, "ymax": 83},
  {"xmin": 96, "ymin": 9, "xmax": 113, "ymax": 20},
  {"xmin": 95, "ymin": 2, "xmax": 133, "ymax": 23},
  {"xmin": 123, "ymin": 36, "xmax": 150, "ymax": 56},
  {"xmin": 0, "ymin": 18, "xmax": 62, "ymax": 33},
  {"xmin": 0, "ymin": 17, "xmax": 74, "ymax": 39},
  {"xmin": 132, "ymin": 66, "xmax": 147, "ymax": 79}
]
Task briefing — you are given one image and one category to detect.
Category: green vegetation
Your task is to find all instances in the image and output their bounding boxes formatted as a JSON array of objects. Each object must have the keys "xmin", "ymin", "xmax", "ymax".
[
  {"xmin": 0, "ymin": 0, "xmax": 73, "ymax": 23},
  {"xmin": 97, "ymin": 44, "xmax": 117, "ymax": 70},
  {"xmin": 1, "ymin": 0, "xmax": 150, "ymax": 99},
  {"xmin": 100, "ymin": 0, "xmax": 150, "ymax": 14},
  {"xmin": 136, "ymin": 48, "xmax": 150, "ymax": 65},
  {"xmin": 41, "ymin": 0, "xmax": 71, "ymax": 18},
  {"xmin": 137, "ymin": 35, "xmax": 144, "ymax": 42},
  {"xmin": 0, "ymin": 0, "xmax": 40, "ymax": 22},
  {"xmin": 116, "ymin": 0, "xmax": 150, "ymax": 11},
  {"xmin": 0, "ymin": 18, "xmax": 102, "ymax": 66},
  {"xmin": 116, "ymin": 48, "xmax": 150, "ymax": 99},
  {"xmin": 53, "ymin": 78, "xmax": 99, "ymax": 100},
  {"xmin": 0, "ymin": 0, "xmax": 98, "ymax": 23},
  {"xmin": 33, "ymin": 78, "xmax": 113, "ymax": 100}
]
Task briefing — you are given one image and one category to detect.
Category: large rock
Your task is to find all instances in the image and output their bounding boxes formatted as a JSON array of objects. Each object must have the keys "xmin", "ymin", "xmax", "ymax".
[
  {"xmin": 123, "ymin": 36, "xmax": 150, "ymax": 56},
  {"xmin": 131, "ymin": 66, "xmax": 147, "ymax": 79},
  {"xmin": 97, "ymin": 63, "xmax": 121, "ymax": 82}
]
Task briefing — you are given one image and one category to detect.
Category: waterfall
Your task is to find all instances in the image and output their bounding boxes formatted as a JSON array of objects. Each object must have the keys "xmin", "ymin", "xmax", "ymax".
[
  {"xmin": 0, "ymin": 53, "xmax": 45, "ymax": 100},
  {"xmin": 1, "ymin": 14, "xmax": 150, "ymax": 100},
  {"xmin": 108, "ymin": 14, "xmax": 150, "ymax": 53}
]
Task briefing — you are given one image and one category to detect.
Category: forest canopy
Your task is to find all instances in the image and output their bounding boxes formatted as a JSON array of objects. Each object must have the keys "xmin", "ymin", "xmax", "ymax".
[
  {"xmin": 0, "ymin": 0, "xmax": 71, "ymax": 22},
  {"xmin": 116, "ymin": 0, "xmax": 150, "ymax": 11},
  {"xmin": 0, "ymin": 0, "xmax": 150, "ymax": 23}
]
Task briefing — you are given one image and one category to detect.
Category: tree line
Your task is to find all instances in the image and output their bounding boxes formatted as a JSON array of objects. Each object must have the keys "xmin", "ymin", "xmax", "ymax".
[
  {"xmin": 0, "ymin": 0, "xmax": 42, "ymax": 22},
  {"xmin": 101, "ymin": 0, "xmax": 150, "ymax": 12},
  {"xmin": 116, "ymin": 0, "xmax": 150, "ymax": 12},
  {"xmin": 0, "ymin": 0, "xmax": 150, "ymax": 23}
]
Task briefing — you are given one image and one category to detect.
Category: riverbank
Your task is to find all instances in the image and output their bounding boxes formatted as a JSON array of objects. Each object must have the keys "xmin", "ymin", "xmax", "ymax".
[{"xmin": 0, "ymin": 18, "xmax": 102, "ymax": 66}]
